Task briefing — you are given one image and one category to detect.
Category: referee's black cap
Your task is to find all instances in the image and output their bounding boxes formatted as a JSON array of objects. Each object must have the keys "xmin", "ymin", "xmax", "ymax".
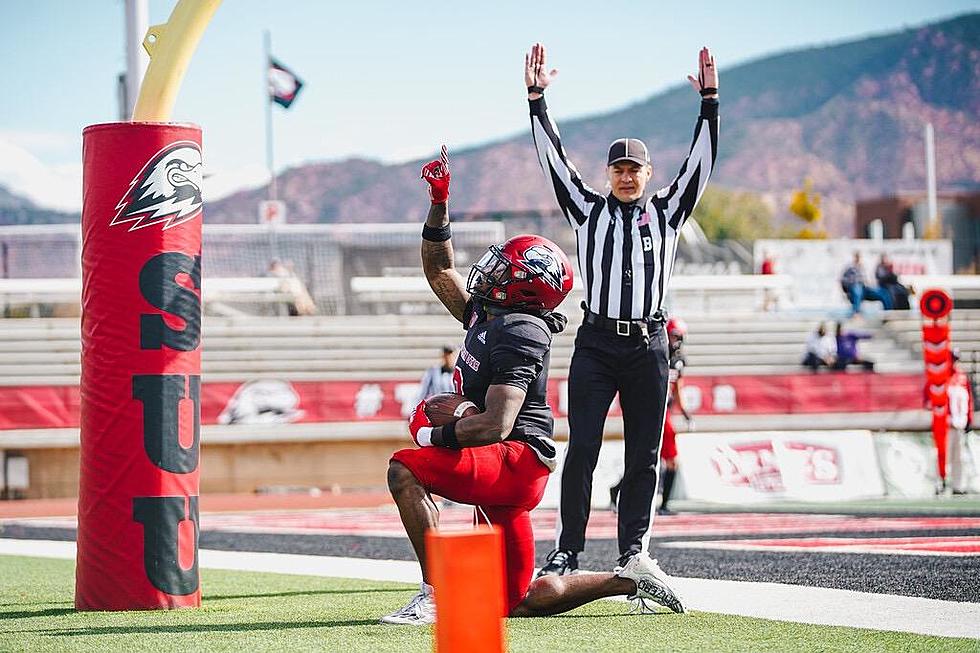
[{"xmin": 607, "ymin": 138, "xmax": 650, "ymax": 166}]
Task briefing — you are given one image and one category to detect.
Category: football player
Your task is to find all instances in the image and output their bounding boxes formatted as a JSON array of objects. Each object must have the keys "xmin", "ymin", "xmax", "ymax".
[{"xmin": 381, "ymin": 146, "xmax": 686, "ymax": 625}]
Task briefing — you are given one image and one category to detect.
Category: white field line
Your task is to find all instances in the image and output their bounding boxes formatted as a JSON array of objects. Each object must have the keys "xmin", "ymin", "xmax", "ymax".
[
  {"xmin": 661, "ymin": 539, "xmax": 980, "ymax": 557},
  {"xmin": 1, "ymin": 539, "xmax": 978, "ymax": 640}
]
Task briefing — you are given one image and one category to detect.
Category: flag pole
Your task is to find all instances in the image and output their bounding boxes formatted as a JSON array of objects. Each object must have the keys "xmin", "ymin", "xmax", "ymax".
[
  {"xmin": 264, "ymin": 30, "xmax": 277, "ymax": 202},
  {"xmin": 263, "ymin": 30, "xmax": 280, "ymax": 265}
]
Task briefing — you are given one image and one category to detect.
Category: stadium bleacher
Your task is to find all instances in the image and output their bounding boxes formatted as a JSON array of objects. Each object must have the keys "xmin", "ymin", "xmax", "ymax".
[{"xmin": 0, "ymin": 310, "xmax": 923, "ymax": 384}]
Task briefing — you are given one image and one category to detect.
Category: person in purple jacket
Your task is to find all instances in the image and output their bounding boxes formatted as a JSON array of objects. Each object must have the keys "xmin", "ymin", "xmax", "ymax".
[{"xmin": 833, "ymin": 322, "xmax": 874, "ymax": 371}]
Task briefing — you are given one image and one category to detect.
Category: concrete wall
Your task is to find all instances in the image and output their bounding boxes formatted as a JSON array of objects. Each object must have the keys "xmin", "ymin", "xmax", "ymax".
[{"xmin": 9, "ymin": 439, "xmax": 408, "ymax": 500}]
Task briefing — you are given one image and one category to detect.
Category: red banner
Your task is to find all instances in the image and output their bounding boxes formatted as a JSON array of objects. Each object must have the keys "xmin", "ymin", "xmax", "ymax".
[{"xmin": 1, "ymin": 372, "xmax": 925, "ymax": 431}]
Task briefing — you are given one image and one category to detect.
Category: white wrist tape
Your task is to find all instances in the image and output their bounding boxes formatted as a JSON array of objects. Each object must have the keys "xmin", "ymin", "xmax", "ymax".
[{"xmin": 415, "ymin": 426, "xmax": 433, "ymax": 447}]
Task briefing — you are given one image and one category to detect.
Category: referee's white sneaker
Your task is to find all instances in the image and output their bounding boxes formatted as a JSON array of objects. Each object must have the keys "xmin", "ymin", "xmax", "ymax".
[
  {"xmin": 380, "ymin": 583, "xmax": 436, "ymax": 625},
  {"xmin": 615, "ymin": 554, "xmax": 686, "ymax": 614}
]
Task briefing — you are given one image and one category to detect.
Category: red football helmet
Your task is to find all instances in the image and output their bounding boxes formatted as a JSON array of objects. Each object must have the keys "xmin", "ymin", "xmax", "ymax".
[
  {"xmin": 666, "ymin": 317, "xmax": 688, "ymax": 338},
  {"xmin": 467, "ymin": 234, "xmax": 573, "ymax": 311}
]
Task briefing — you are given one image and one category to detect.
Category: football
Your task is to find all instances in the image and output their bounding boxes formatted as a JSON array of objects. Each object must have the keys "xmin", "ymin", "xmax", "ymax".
[{"xmin": 423, "ymin": 392, "xmax": 480, "ymax": 426}]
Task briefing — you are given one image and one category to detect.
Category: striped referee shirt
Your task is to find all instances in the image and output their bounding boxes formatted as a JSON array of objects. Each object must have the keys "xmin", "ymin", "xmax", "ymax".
[{"xmin": 530, "ymin": 96, "xmax": 719, "ymax": 320}]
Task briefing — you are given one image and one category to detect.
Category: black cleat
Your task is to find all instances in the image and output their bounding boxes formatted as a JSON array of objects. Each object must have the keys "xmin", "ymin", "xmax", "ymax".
[{"xmin": 536, "ymin": 549, "xmax": 578, "ymax": 578}]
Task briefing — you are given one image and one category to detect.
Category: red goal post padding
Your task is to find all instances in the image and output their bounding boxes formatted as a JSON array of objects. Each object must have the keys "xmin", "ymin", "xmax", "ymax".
[{"xmin": 77, "ymin": 122, "xmax": 203, "ymax": 610}]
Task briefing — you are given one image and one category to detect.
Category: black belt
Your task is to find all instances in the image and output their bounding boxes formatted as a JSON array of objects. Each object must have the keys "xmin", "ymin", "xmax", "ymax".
[{"xmin": 582, "ymin": 304, "xmax": 666, "ymax": 337}]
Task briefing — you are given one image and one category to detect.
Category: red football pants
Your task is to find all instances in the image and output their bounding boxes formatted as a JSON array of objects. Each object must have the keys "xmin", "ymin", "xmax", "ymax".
[
  {"xmin": 391, "ymin": 441, "xmax": 549, "ymax": 613},
  {"xmin": 661, "ymin": 414, "xmax": 678, "ymax": 461}
]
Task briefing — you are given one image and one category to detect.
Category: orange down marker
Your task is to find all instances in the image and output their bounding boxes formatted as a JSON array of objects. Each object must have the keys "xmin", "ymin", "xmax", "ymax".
[{"xmin": 425, "ymin": 526, "xmax": 507, "ymax": 653}]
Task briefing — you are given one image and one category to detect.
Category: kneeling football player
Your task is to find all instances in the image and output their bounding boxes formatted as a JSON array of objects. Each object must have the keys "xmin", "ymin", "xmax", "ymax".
[{"xmin": 380, "ymin": 147, "xmax": 686, "ymax": 625}]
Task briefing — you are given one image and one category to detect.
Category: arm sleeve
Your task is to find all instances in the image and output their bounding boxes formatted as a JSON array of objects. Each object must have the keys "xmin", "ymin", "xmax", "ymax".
[
  {"xmin": 489, "ymin": 320, "xmax": 551, "ymax": 392},
  {"xmin": 653, "ymin": 99, "xmax": 719, "ymax": 230},
  {"xmin": 529, "ymin": 96, "xmax": 605, "ymax": 230}
]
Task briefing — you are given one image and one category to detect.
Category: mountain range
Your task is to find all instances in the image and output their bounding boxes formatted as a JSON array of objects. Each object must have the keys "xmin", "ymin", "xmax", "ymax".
[{"xmin": 5, "ymin": 13, "xmax": 979, "ymax": 235}]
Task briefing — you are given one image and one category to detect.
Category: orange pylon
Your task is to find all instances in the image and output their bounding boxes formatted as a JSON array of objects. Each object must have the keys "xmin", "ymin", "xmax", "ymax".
[{"xmin": 426, "ymin": 526, "xmax": 507, "ymax": 653}]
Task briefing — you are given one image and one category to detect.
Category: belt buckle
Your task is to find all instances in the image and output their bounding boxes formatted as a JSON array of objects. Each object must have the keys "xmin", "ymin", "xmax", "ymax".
[{"xmin": 616, "ymin": 320, "xmax": 631, "ymax": 337}]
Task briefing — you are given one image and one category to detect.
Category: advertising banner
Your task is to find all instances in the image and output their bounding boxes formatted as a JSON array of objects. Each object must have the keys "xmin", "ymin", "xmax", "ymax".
[
  {"xmin": 676, "ymin": 430, "xmax": 886, "ymax": 503},
  {"xmin": 1, "ymin": 373, "xmax": 927, "ymax": 431}
]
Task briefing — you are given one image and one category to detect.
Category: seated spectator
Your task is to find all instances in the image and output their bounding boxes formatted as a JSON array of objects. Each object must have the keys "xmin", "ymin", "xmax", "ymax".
[
  {"xmin": 833, "ymin": 322, "xmax": 874, "ymax": 371},
  {"xmin": 266, "ymin": 258, "xmax": 317, "ymax": 316},
  {"xmin": 840, "ymin": 252, "xmax": 892, "ymax": 315},
  {"xmin": 802, "ymin": 323, "xmax": 836, "ymax": 372},
  {"xmin": 875, "ymin": 254, "xmax": 911, "ymax": 311}
]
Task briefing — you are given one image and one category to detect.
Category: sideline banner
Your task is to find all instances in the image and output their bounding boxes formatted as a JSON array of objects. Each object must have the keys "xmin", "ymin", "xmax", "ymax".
[
  {"xmin": 77, "ymin": 123, "xmax": 203, "ymax": 610},
  {"xmin": 676, "ymin": 430, "xmax": 886, "ymax": 503},
  {"xmin": 1, "ymin": 372, "xmax": 927, "ymax": 431}
]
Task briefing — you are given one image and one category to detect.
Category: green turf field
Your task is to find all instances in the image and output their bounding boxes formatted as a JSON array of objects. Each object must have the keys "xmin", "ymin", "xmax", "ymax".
[{"xmin": 1, "ymin": 555, "xmax": 976, "ymax": 652}]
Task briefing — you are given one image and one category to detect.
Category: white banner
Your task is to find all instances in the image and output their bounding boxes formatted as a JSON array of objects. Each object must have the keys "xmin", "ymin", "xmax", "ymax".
[
  {"xmin": 875, "ymin": 431, "xmax": 980, "ymax": 496},
  {"xmin": 753, "ymin": 239, "xmax": 952, "ymax": 310},
  {"xmin": 677, "ymin": 430, "xmax": 885, "ymax": 503},
  {"xmin": 540, "ymin": 440, "xmax": 626, "ymax": 510}
]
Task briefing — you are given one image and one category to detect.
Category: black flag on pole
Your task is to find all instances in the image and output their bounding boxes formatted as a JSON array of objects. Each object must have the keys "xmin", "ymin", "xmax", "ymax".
[{"xmin": 268, "ymin": 58, "xmax": 304, "ymax": 109}]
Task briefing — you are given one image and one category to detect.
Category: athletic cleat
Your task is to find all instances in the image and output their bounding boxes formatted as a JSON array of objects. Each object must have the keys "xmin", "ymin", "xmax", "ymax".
[
  {"xmin": 536, "ymin": 548, "xmax": 578, "ymax": 578},
  {"xmin": 616, "ymin": 554, "xmax": 686, "ymax": 614},
  {"xmin": 380, "ymin": 584, "xmax": 436, "ymax": 625}
]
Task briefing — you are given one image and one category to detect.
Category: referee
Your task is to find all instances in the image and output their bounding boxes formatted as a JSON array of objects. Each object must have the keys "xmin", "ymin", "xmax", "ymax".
[{"xmin": 525, "ymin": 43, "xmax": 719, "ymax": 575}]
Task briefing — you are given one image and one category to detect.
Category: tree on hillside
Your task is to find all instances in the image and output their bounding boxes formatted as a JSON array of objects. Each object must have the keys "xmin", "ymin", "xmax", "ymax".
[
  {"xmin": 789, "ymin": 178, "xmax": 826, "ymax": 239},
  {"xmin": 691, "ymin": 186, "xmax": 774, "ymax": 241}
]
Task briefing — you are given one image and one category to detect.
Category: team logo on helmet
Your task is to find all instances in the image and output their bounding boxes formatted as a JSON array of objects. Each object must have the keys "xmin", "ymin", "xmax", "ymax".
[
  {"xmin": 522, "ymin": 245, "xmax": 565, "ymax": 290},
  {"xmin": 111, "ymin": 140, "xmax": 203, "ymax": 231}
]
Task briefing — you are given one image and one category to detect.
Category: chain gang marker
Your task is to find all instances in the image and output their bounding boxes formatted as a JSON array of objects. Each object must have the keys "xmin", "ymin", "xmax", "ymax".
[
  {"xmin": 920, "ymin": 288, "xmax": 953, "ymax": 483},
  {"xmin": 76, "ymin": 0, "xmax": 221, "ymax": 610}
]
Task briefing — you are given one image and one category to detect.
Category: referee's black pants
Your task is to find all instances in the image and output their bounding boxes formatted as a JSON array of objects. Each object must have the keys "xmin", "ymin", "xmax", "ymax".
[{"xmin": 557, "ymin": 321, "xmax": 669, "ymax": 559}]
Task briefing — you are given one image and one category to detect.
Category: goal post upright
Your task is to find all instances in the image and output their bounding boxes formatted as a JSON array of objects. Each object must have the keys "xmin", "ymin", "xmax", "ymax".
[{"xmin": 76, "ymin": 0, "xmax": 222, "ymax": 611}]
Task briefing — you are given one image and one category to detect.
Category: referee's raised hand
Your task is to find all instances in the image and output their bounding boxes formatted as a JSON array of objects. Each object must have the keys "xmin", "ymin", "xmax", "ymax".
[
  {"xmin": 687, "ymin": 46, "xmax": 719, "ymax": 99},
  {"xmin": 525, "ymin": 42, "xmax": 558, "ymax": 99}
]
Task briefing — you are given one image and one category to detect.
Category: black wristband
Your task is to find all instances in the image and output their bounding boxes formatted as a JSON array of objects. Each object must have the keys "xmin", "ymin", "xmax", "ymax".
[
  {"xmin": 699, "ymin": 87, "xmax": 718, "ymax": 97},
  {"xmin": 422, "ymin": 223, "xmax": 452, "ymax": 242},
  {"xmin": 527, "ymin": 85, "xmax": 545, "ymax": 95},
  {"xmin": 436, "ymin": 421, "xmax": 460, "ymax": 449}
]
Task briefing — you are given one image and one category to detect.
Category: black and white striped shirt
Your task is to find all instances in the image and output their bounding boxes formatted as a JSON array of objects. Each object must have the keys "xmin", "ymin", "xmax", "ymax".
[{"xmin": 530, "ymin": 96, "xmax": 719, "ymax": 320}]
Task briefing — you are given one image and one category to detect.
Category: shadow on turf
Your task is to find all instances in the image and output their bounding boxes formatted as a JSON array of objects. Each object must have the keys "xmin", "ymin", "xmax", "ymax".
[
  {"xmin": 0, "ymin": 607, "xmax": 75, "ymax": 621},
  {"xmin": 38, "ymin": 619, "xmax": 380, "ymax": 637},
  {"xmin": 206, "ymin": 588, "xmax": 406, "ymax": 601}
]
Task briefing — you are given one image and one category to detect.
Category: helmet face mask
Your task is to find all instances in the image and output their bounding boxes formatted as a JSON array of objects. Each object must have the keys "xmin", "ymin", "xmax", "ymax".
[
  {"xmin": 467, "ymin": 235, "xmax": 573, "ymax": 311},
  {"xmin": 467, "ymin": 246, "xmax": 513, "ymax": 303}
]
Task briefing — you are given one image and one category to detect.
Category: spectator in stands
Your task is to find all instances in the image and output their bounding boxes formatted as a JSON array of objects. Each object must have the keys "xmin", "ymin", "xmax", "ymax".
[
  {"xmin": 416, "ymin": 345, "xmax": 458, "ymax": 403},
  {"xmin": 266, "ymin": 258, "xmax": 316, "ymax": 316},
  {"xmin": 760, "ymin": 251, "xmax": 778, "ymax": 312},
  {"xmin": 840, "ymin": 252, "xmax": 892, "ymax": 315},
  {"xmin": 875, "ymin": 254, "xmax": 911, "ymax": 311},
  {"xmin": 833, "ymin": 322, "xmax": 874, "ymax": 371},
  {"xmin": 802, "ymin": 323, "xmax": 836, "ymax": 372}
]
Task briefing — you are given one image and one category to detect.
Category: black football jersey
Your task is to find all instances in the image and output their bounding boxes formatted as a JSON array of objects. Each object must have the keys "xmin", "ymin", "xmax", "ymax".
[{"xmin": 455, "ymin": 301, "xmax": 558, "ymax": 470}]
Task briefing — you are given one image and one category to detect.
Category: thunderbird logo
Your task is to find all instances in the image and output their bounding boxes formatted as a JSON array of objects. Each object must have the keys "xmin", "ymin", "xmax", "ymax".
[
  {"xmin": 522, "ymin": 245, "xmax": 565, "ymax": 290},
  {"xmin": 111, "ymin": 141, "xmax": 203, "ymax": 231}
]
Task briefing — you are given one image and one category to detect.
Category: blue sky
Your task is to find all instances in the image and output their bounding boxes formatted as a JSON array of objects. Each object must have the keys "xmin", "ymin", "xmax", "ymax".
[{"xmin": 1, "ymin": 0, "xmax": 977, "ymax": 211}]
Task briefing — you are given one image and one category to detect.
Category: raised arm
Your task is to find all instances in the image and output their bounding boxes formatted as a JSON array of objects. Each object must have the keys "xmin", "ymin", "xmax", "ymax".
[
  {"xmin": 525, "ymin": 43, "xmax": 604, "ymax": 230},
  {"xmin": 655, "ymin": 47, "xmax": 720, "ymax": 230},
  {"xmin": 420, "ymin": 147, "xmax": 469, "ymax": 322}
]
